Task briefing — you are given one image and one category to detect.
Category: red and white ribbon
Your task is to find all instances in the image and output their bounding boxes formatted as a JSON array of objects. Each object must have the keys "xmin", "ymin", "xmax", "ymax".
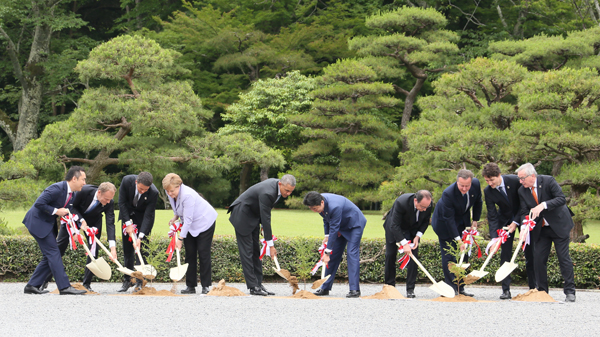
[
  {"xmin": 62, "ymin": 214, "xmax": 84, "ymax": 251},
  {"xmin": 462, "ymin": 229, "xmax": 482, "ymax": 258},
  {"xmin": 485, "ymin": 229, "xmax": 509, "ymax": 255},
  {"xmin": 397, "ymin": 242, "xmax": 415, "ymax": 270},
  {"xmin": 522, "ymin": 215, "xmax": 536, "ymax": 251},
  {"xmin": 85, "ymin": 227, "xmax": 99, "ymax": 256},
  {"xmin": 122, "ymin": 223, "xmax": 138, "ymax": 242},
  {"xmin": 311, "ymin": 243, "xmax": 328, "ymax": 275},
  {"xmin": 165, "ymin": 221, "xmax": 182, "ymax": 262},
  {"xmin": 259, "ymin": 235, "xmax": 278, "ymax": 260}
]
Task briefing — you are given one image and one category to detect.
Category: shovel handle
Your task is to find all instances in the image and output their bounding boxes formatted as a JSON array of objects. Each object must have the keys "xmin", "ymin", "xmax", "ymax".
[
  {"xmin": 409, "ymin": 252, "xmax": 437, "ymax": 284},
  {"xmin": 321, "ymin": 261, "xmax": 326, "ymax": 279},
  {"xmin": 273, "ymin": 256, "xmax": 281, "ymax": 271},
  {"xmin": 176, "ymin": 248, "xmax": 182, "ymax": 267},
  {"xmin": 509, "ymin": 224, "xmax": 528, "ymax": 264},
  {"xmin": 129, "ymin": 232, "xmax": 145, "ymax": 266},
  {"xmin": 66, "ymin": 210, "xmax": 96, "ymax": 262},
  {"xmin": 96, "ymin": 240, "xmax": 123, "ymax": 268}
]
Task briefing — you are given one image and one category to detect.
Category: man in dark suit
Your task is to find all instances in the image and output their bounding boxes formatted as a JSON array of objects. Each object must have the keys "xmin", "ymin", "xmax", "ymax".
[
  {"xmin": 483, "ymin": 163, "xmax": 535, "ymax": 299},
  {"xmin": 383, "ymin": 190, "xmax": 433, "ymax": 298},
  {"xmin": 228, "ymin": 174, "xmax": 296, "ymax": 296},
  {"xmin": 23, "ymin": 166, "xmax": 87, "ymax": 295},
  {"xmin": 432, "ymin": 169, "xmax": 482, "ymax": 296},
  {"xmin": 304, "ymin": 192, "xmax": 367, "ymax": 298},
  {"xmin": 117, "ymin": 172, "xmax": 159, "ymax": 292},
  {"xmin": 516, "ymin": 163, "xmax": 576, "ymax": 302}
]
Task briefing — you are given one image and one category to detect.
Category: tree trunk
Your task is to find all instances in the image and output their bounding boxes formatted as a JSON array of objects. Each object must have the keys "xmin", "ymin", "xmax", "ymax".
[
  {"xmin": 260, "ymin": 166, "xmax": 269, "ymax": 181},
  {"xmin": 239, "ymin": 162, "xmax": 254, "ymax": 195},
  {"xmin": 569, "ymin": 184, "xmax": 587, "ymax": 242},
  {"xmin": 399, "ymin": 76, "xmax": 427, "ymax": 152}
]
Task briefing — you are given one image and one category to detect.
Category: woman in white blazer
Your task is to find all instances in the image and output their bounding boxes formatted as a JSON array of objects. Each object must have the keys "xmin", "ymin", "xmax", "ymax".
[{"xmin": 163, "ymin": 173, "xmax": 218, "ymax": 294}]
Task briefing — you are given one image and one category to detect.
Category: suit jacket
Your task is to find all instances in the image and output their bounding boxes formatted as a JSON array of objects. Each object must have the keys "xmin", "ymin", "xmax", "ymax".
[
  {"xmin": 484, "ymin": 175, "xmax": 521, "ymax": 238},
  {"xmin": 167, "ymin": 183, "xmax": 217, "ymax": 238},
  {"xmin": 383, "ymin": 193, "xmax": 432, "ymax": 243},
  {"xmin": 432, "ymin": 178, "xmax": 483, "ymax": 241},
  {"xmin": 320, "ymin": 193, "xmax": 367, "ymax": 250},
  {"xmin": 23, "ymin": 181, "xmax": 73, "ymax": 238},
  {"xmin": 118, "ymin": 174, "xmax": 159, "ymax": 236},
  {"xmin": 71, "ymin": 184, "xmax": 116, "ymax": 241},
  {"xmin": 228, "ymin": 178, "xmax": 280, "ymax": 240},
  {"xmin": 518, "ymin": 175, "xmax": 574, "ymax": 241}
]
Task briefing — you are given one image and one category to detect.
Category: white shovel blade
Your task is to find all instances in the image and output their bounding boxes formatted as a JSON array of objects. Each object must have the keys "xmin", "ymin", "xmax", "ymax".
[
  {"xmin": 430, "ymin": 282, "xmax": 455, "ymax": 298},
  {"xmin": 495, "ymin": 262, "xmax": 518, "ymax": 282},
  {"xmin": 86, "ymin": 257, "xmax": 112, "ymax": 280},
  {"xmin": 273, "ymin": 267, "xmax": 288, "ymax": 280},
  {"xmin": 468, "ymin": 270, "xmax": 488, "ymax": 279},
  {"xmin": 135, "ymin": 264, "xmax": 157, "ymax": 278},
  {"xmin": 117, "ymin": 267, "xmax": 135, "ymax": 276},
  {"xmin": 170, "ymin": 263, "xmax": 189, "ymax": 281},
  {"xmin": 456, "ymin": 263, "xmax": 470, "ymax": 269}
]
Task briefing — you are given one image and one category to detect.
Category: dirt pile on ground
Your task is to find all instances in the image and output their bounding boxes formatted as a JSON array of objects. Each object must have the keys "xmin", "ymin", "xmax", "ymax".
[
  {"xmin": 512, "ymin": 289, "xmax": 556, "ymax": 302},
  {"xmin": 130, "ymin": 287, "xmax": 179, "ymax": 296},
  {"xmin": 462, "ymin": 275, "xmax": 480, "ymax": 285},
  {"xmin": 277, "ymin": 269, "xmax": 291, "ymax": 279},
  {"xmin": 291, "ymin": 290, "xmax": 321, "ymax": 299},
  {"xmin": 288, "ymin": 276, "xmax": 300, "ymax": 294},
  {"xmin": 362, "ymin": 285, "xmax": 406, "ymax": 300},
  {"xmin": 130, "ymin": 271, "xmax": 148, "ymax": 288},
  {"xmin": 311, "ymin": 277, "xmax": 328, "ymax": 289},
  {"xmin": 430, "ymin": 294, "xmax": 478, "ymax": 302},
  {"xmin": 206, "ymin": 279, "xmax": 247, "ymax": 297},
  {"xmin": 50, "ymin": 283, "xmax": 97, "ymax": 295}
]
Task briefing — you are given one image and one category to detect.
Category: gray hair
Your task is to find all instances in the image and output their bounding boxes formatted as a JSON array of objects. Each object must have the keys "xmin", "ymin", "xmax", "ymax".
[
  {"xmin": 516, "ymin": 163, "xmax": 537, "ymax": 176},
  {"xmin": 98, "ymin": 182, "xmax": 117, "ymax": 193},
  {"xmin": 136, "ymin": 171, "xmax": 153, "ymax": 187},
  {"xmin": 415, "ymin": 190, "xmax": 432, "ymax": 202},
  {"xmin": 457, "ymin": 169, "xmax": 474, "ymax": 181},
  {"xmin": 280, "ymin": 174, "xmax": 296, "ymax": 187}
]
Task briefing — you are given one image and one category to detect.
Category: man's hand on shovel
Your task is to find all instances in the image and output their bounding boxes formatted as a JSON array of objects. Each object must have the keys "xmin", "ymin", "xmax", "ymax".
[
  {"xmin": 269, "ymin": 246, "xmax": 277, "ymax": 259},
  {"xmin": 110, "ymin": 246, "xmax": 118, "ymax": 262},
  {"xmin": 133, "ymin": 238, "xmax": 141, "ymax": 250}
]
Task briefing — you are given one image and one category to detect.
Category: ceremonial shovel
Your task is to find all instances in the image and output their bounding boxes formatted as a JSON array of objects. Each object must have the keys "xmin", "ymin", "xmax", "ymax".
[
  {"xmin": 272, "ymin": 256, "xmax": 289, "ymax": 280},
  {"xmin": 67, "ymin": 211, "xmax": 111, "ymax": 280},
  {"xmin": 495, "ymin": 215, "xmax": 531, "ymax": 282},
  {"xmin": 169, "ymin": 232, "xmax": 188, "ymax": 282},
  {"xmin": 129, "ymin": 232, "xmax": 157, "ymax": 278},
  {"xmin": 95, "ymin": 239, "xmax": 134, "ymax": 276},
  {"xmin": 409, "ymin": 252, "xmax": 455, "ymax": 298},
  {"xmin": 455, "ymin": 227, "xmax": 471, "ymax": 269},
  {"xmin": 467, "ymin": 226, "xmax": 509, "ymax": 281}
]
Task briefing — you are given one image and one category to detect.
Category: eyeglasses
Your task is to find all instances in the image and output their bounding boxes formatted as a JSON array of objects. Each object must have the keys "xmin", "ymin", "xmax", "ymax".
[{"xmin": 518, "ymin": 174, "xmax": 531, "ymax": 181}]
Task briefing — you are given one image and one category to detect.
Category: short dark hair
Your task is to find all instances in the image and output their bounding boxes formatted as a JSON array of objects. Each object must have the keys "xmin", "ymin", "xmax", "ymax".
[
  {"xmin": 65, "ymin": 166, "xmax": 85, "ymax": 181},
  {"xmin": 303, "ymin": 191, "xmax": 324, "ymax": 207},
  {"xmin": 415, "ymin": 190, "xmax": 432, "ymax": 202},
  {"xmin": 136, "ymin": 171, "xmax": 153, "ymax": 187},
  {"xmin": 482, "ymin": 163, "xmax": 502, "ymax": 178}
]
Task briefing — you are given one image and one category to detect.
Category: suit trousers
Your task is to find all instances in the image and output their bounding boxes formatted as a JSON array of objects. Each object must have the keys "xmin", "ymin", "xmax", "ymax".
[
  {"xmin": 535, "ymin": 226, "xmax": 576, "ymax": 295},
  {"xmin": 499, "ymin": 229, "xmax": 536, "ymax": 292},
  {"xmin": 122, "ymin": 230, "xmax": 149, "ymax": 282},
  {"xmin": 384, "ymin": 234, "xmax": 420, "ymax": 291},
  {"xmin": 28, "ymin": 228, "xmax": 71, "ymax": 290},
  {"xmin": 320, "ymin": 226, "xmax": 364, "ymax": 291},
  {"xmin": 235, "ymin": 225, "xmax": 263, "ymax": 289},
  {"xmin": 184, "ymin": 222, "xmax": 216, "ymax": 288},
  {"xmin": 439, "ymin": 239, "xmax": 468, "ymax": 292}
]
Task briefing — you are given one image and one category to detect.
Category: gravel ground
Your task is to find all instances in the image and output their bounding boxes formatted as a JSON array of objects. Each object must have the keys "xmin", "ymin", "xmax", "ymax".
[{"xmin": 1, "ymin": 280, "xmax": 598, "ymax": 336}]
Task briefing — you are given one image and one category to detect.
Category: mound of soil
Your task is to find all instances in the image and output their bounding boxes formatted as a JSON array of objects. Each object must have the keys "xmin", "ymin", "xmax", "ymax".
[
  {"xmin": 362, "ymin": 285, "xmax": 406, "ymax": 300},
  {"xmin": 49, "ymin": 283, "xmax": 98, "ymax": 295},
  {"xmin": 291, "ymin": 290, "xmax": 321, "ymax": 299},
  {"xmin": 130, "ymin": 287, "xmax": 179, "ymax": 296},
  {"xmin": 430, "ymin": 294, "xmax": 478, "ymax": 302},
  {"xmin": 206, "ymin": 279, "xmax": 247, "ymax": 297},
  {"xmin": 512, "ymin": 289, "xmax": 556, "ymax": 302},
  {"xmin": 288, "ymin": 276, "xmax": 300, "ymax": 294},
  {"xmin": 462, "ymin": 275, "xmax": 481, "ymax": 285},
  {"xmin": 311, "ymin": 277, "xmax": 328, "ymax": 289},
  {"xmin": 277, "ymin": 269, "xmax": 291, "ymax": 280}
]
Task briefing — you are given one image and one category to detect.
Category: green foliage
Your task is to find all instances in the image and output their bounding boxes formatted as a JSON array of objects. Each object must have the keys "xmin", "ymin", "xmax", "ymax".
[
  {"xmin": 141, "ymin": 234, "xmax": 169, "ymax": 284},
  {"xmin": 443, "ymin": 242, "xmax": 468, "ymax": 290},
  {"xmin": 290, "ymin": 237, "xmax": 316, "ymax": 289}
]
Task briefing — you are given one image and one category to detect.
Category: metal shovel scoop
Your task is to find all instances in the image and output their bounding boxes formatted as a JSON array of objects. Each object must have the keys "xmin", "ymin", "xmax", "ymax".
[
  {"xmin": 495, "ymin": 219, "xmax": 530, "ymax": 282},
  {"xmin": 467, "ymin": 227, "xmax": 508, "ymax": 280},
  {"xmin": 455, "ymin": 227, "xmax": 471, "ymax": 269},
  {"xmin": 169, "ymin": 233, "xmax": 188, "ymax": 281},
  {"xmin": 409, "ymin": 251, "xmax": 455, "ymax": 298},
  {"xmin": 129, "ymin": 232, "xmax": 157, "ymax": 278},
  {"xmin": 96, "ymin": 239, "xmax": 134, "ymax": 276},
  {"xmin": 272, "ymin": 256, "xmax": 290, "ymax": 280},
  {"xmin": 67, "ymin": 211, "xmax": 112, "ymax": 280}
]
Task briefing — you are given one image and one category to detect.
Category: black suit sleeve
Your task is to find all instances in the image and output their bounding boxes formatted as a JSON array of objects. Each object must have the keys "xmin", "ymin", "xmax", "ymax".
[
  {"xmin": 389, "ymin": 200, "xmax": 407, "ymax": 242},
  {"xmin": 105, "ymin": 201, "xmax": 116, "ymax": 241},
  {"xmin": 71, "ymin": 190, "xmax": 87, "ymax": 229},
  {"xmin": 139, "ymin": 189, "xmax": 158, "ymax": 236},
  {"xmin": 118, "ymin": 176, "xmax": 134, "ymax": 224},
  {"xmin": 472, "ymin": 181, "xmax": 483, "ymax": 222},
  {"xmin": 259, "ymin": 191, "xmax": 276, "ymax": 241},
  {"xmin": 542, "ymin": 176, "xmax": 567, "ymax": 210}
]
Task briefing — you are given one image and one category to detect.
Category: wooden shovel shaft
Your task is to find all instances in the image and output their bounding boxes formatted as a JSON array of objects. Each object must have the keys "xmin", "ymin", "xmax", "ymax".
[
  {"xmin": 321, "ymin": 261, "xmax": 326, "ymax": 279},
  {"xmin": 274, "ymin": 256, "xmax": 281, "ymax": 270},
  {"xmin": 457, "ymin": 226, "xmax": 471, "ymax": 265},
  {"xmin": 409, "ymin": 252, "xmax": 437, "ymax": 284},
  {"xmin": 176, "ymin": 248, "xmax": 182, "ymax": 267},
  {"xmin": 480, "ymin": 238, "xmax": 502, "ymax": 271},
  {"xmin": 96, "ymin": 239, "xmax": 124, "ymax": 269},
  {"xmin": 129, "ymin": 232, "xmax": 146, "ymax": 266},
  {"xmin": 510, "ymin": 224, "xmax": 528, "ymax": 264}
]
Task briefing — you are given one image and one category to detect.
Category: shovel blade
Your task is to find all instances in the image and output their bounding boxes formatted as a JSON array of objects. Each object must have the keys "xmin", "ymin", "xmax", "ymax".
[
  {"xmin": 456, "ymin": 263, "xmax": 470, "ymax": 269},
  {"xmin": 117, "ymin": 267, "xmax": 135, "ymax": 276},
  {"xmin": 170, "ymin": 263, "xmax": 189, "ymax": 282},
  {"xmin": 86, "ymin": 257, "xmax": 112, "ymax": 280},
  {"xmin": 430, "ymin": 282, "xmax": 455, "ymax": 298},
  {"xmin": 495, "ymin": 262, "xmax": 518, "ymax": 282},
  {"xmin": 468, "ymin": 270, "xmax": 488, "ymax": 279},
  {"xmin": 135, "ymin": 264, "xmax": 157, "ymax": 278}
]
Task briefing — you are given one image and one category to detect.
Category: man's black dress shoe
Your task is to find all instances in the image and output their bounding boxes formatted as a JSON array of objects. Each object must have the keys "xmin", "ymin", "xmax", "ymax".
[
  {"xmin": 260, "ymin": 284, "xmax": 274, "ymax": 295},
  {"xmin": 59, "ymin": 286, "xmax": 86, "ymax": 295},
  {"xmin": 457, "ymin": 290, "xmax": 474, "ymax": 297},
  {"xmin": 181, "ymin": 286, "xmax": 196, "ymax": 294},
  {"xmin": 117, "ymin": 280, "xmax": 132, "ymax": 292},
  {"xmin": 346, "ymin": 290, "xmax": 361, "ymax": 298},
  {"xmin": 40, "ymin": 281, "xmax": 49, "ymax": 291},
  {"xmin": 201, "ymin": 287, "xmax": 210, "ymax": 294},
  {"xmin": 249, "ymin": 287, "xmax": 268, "ymax": 296},
  {"xmin": 24, "ymin": 284, "xmax": 48, "ymax": 295},
  {"xmin": 82, "ymin": 284, "xmax": 94, "ymax": 293},
  {"xmin": 133, "ymin": 279, "xmax": 143, "ymax": 292},
  {"xmin": 314, "ymin": 288, "xmax": 329, "ymax": 296},
  {"xmin": 499, "ymin": 290, "xmax": 512, "ymax": 300},
  {"xmin": 565, "ymin": 294, "xmax": 576, "ymax": 302},
  {"xmin": 406, "ymin": 290, "xmax": 416, "ymax": 298}
]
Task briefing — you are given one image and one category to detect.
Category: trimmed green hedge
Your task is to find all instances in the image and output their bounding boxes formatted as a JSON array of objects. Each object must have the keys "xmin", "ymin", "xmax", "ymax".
[{"xmin": 1, "ymin": 235, "xmax": 599, "ymax": 289}]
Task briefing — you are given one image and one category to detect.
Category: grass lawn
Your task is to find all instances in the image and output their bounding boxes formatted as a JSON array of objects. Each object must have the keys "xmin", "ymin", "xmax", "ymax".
[{"xmin": 4, "ymin": 208, "xmax": 599, "ymax": 244}]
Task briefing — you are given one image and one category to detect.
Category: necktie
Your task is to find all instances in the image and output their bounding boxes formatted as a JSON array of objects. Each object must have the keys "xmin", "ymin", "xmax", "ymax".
[
  {"xmin": 531, "ymin": 188, "xmax": 546, "ymax": 226},
  {"xmin": 133, "ymin": 193, "xmax": 140, "ymax": 207},
  {"xmin": 274, "ymin": 195, "xmax": 281, "ymax": 205},
  {"xmin": 63, "ymin": 192, "xmax": 72, "ymax": 208},
  {"xmin": 498, "ymin": 186, "xmax": 509, "ymax": 203},
  {"xmin": 463, "ymin": 193, "xmax": 468, "ymax": 210},
  {"xmin": 86, "ymin": 200, "xmax": 99, "ymax": 214}
]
